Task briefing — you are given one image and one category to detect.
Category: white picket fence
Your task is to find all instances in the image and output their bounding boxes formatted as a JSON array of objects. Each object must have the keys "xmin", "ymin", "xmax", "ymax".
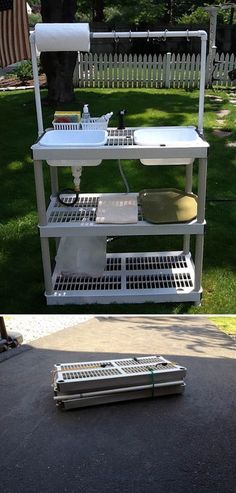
[{"xmin": 73, "ymin": 52, "xmax": 236, "ymax": 89}]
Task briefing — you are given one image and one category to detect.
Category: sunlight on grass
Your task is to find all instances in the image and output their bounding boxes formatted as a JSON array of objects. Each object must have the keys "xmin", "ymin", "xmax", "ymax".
[
  {"xmin": 209, "ymin": 317, "xmax": 236, "ymax": 334},
  {"xmin": 1, "ymin": 213, "xmax": 37, "ymax": 241},
  {"xmin": 7, "ymin": 161, "xmax": 24, "ymax": 171}
]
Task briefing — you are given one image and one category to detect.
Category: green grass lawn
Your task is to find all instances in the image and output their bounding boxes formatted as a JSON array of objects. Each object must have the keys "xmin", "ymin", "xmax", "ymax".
[
  {"xmin": 209, "ymin": 317, "xmax": 236, "ymax": 335},
  {"xmin": 0, "ymin": 87, "xmax": 236, "ymax": 314}
]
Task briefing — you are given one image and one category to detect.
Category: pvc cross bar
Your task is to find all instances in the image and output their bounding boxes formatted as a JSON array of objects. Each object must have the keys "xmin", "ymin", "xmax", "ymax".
[{"xmin": 91, "ymin": 30, "xmax": 207, "ymax": 39}]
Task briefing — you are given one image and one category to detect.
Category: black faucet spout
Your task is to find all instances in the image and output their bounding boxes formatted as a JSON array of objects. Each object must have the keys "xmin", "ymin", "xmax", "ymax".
[{"xmin": 117, "ymin": 109, "xmax": 127, "ymax": 129}]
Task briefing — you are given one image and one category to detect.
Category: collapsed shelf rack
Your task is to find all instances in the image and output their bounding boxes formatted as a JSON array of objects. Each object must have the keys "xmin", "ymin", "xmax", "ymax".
[{"xmin": 53, "ymin": 355, "xmax": 187, "ymax": 410}]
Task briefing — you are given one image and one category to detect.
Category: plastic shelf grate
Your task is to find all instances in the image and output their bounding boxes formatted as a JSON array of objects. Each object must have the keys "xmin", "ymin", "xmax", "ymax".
[{"xmin": 53, "ymin": 252, "xmax": 193, "ymax": 293}]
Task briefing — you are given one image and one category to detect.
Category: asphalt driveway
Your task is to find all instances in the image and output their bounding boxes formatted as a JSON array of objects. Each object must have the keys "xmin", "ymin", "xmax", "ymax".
[{"xmin": 0, "ymin": 316, "xmax": 235, "ymax": 493}]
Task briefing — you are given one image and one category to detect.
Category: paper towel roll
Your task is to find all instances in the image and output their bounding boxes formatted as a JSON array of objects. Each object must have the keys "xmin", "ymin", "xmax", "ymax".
[{"xmin": 35, "ymin": 23, "xmax": 90, "ymax": 52}]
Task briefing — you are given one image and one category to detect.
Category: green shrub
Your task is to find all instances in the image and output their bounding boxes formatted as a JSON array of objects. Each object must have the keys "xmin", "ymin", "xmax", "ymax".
[
  {"xmin": 15, "ymin": 61, "xmax": 34, "ymax": 83},
  {"xmin": 15, "ymin": 60, "xmax": 42, "ymax": 84},
  {"xmin": 28, "ymin": 13, "xmax": 42, "ymax": 27}
]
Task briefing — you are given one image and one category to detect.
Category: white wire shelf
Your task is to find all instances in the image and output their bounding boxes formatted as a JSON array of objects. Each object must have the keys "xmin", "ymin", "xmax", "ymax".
[
  {"xmin": 53, "ymin": 355, "xmax": 186, "ymax": 393},
  {"xmin": 41, "ymin": 193, "xmax": 205, "ymax": 237},
  {"xmin": 46, "ymin": 250, "xmax": 200, "ymax": 305}
]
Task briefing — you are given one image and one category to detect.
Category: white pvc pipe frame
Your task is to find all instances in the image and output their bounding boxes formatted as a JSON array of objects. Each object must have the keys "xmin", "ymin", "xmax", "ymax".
[{"xmin": 30, "ymin": 28, "xmax": 207, "ymax": 137}]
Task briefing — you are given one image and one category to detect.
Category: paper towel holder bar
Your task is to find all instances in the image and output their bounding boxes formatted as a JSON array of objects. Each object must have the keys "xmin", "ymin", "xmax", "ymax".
[{"xmin": 91, "ymin": 29, "xmax": 207, "ymax": 40}]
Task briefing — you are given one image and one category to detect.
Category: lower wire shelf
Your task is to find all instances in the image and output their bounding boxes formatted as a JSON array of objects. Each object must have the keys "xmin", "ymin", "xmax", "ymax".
[{"xmin": 46, "ymin": 250, "xmax": 201, "ymax": 305}]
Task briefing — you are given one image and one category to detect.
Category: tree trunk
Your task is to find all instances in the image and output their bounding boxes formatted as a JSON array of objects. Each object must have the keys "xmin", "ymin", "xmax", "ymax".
[
  {"xmin": 92, "ymin": 0, "xmax": 104, "ymax": 22},
  {"xmin": 165, "ymin": 0, "xmax": 174, "ymax": 24},
  {"xmin": 40, "ymin": 0, "xmax": 78, "ymax": 105},
  {"xmin": 229, "ymin": 7, "xmax": 234, "ymax": 25}
]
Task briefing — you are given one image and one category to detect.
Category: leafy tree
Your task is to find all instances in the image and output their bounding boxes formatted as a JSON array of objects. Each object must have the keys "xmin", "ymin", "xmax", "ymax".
[
  {"xmin": 76, "ymin": 0, "xmax": 105, "ymax": 22},
  {"xmin": 104, "ymin": 0, "xmax": 165, "ymax": 26},
  {"xmin": 36, "ymin": 0, "xmax": 235, "ymax": 104},
  {"xmin": 28, "ymin": 1, "xmax": 41, "ymax": 12},
  {"xmin": 177, "ymin": 1, "xmax": 236, "ymax": 25},
  {"xmin": 177, "ymin": 7, "xmax": 209, "ymax": 25}
]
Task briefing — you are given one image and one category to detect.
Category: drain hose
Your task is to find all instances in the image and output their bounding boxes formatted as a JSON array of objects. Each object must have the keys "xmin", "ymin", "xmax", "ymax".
[{"xmin": 118, "ymin": 159, "xmax": 130, "ymax": 193}]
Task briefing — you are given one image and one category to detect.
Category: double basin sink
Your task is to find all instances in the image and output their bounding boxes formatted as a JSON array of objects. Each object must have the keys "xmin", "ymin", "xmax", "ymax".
[{"xmin": 39, "ymin": 126, "xmax": 204, "ymax": 166}]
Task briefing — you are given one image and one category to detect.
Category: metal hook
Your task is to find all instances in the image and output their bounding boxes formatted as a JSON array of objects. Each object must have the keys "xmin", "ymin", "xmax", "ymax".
[
  {"xmin": 129, "ymin": 30, "xmax": 132, "ymax": 43},
  {"xmin": 162, "ymin": 29, "xmax": 168, "ymax": 42},
  {"xmin": 147, "ymin": 29, "xmax": 150, "ymax": 42},
  {"xmin": 113, "ymin": 30, "xmax": 119, "ymax": 43},
  {"xmin": 186, "ymin": 29, "xmax": 190, "ymax": 42}
]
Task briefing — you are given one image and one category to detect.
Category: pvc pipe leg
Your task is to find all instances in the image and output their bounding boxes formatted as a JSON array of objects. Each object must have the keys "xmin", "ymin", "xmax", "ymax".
[
  {"xmin": 33, "ymin": 160, "xmax": 47, "ymax": 225},
  {"xmin": 185, "ymin": 162, "xmax": 193, "ymax": 194},
  {"xmin": 194, "ymin": 234, "xmax": 204, "ymax": 292},
  {"xmin": 40, "ymin": 237, "xmax": 53, "ymax": 295},
  {"xmin": 183, "ymin": 235, "xmax": 190, "ymax": 254},
  {"xmin": 183, "ymin": 163, "xmax": 193, "ymax": 254},
  {"xmin": 197, "ymin": 158, "xmax": 207, "ymax": 223},
  {"xmin": 50, "ymin": 167, "xmax": 59, "ymax": 197}
]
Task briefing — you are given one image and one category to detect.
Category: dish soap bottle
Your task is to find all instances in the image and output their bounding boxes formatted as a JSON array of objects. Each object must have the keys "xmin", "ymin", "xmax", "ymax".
[{"xmin": 82, "ymin": 104, "xmax": 90, "ymax": 122}]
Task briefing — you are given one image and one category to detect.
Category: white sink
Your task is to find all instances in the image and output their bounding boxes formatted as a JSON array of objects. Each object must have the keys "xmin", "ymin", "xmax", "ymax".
[
  {"xmin": 39, "ymin": 129, "xmax": 108, "ymax": 147},
  {"xmin": 134, "ymin": 126, "xmax": 202, "ymax": 165},
  {"xmin": 39, "ymin": 130, "xmax": 107, "ymax": 167}
]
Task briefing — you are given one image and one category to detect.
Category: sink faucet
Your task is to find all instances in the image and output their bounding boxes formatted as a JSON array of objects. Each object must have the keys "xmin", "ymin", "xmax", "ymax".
[{"xmin": 117, "ymin": 109, "xmax": 127, "ymax": 129}]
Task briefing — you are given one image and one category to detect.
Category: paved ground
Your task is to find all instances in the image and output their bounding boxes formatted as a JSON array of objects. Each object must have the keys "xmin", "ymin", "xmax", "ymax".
[
  {"xmin": 0, "ymin": 316, "xmax": 235, "ymax": 493},
  {"xmin": 4, "ymin": 315, "xmax": 93, "ymax": 343}
]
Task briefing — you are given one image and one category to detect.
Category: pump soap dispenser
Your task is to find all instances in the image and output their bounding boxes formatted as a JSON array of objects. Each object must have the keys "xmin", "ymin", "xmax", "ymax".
[{"xmin": 82, "ymin": 104, "xmax": 90, "ymax": 122}]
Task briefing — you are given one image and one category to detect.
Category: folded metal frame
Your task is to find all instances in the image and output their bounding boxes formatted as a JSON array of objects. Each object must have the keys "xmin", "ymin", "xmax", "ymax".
[{"xmin": 57, "ymin": 382, "xmax": 186, "ymax": 410}]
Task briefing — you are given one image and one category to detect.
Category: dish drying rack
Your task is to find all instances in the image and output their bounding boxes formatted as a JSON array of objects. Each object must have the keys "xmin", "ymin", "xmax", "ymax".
[{"xmin": 53, "ymin": 117, "xmax": 109, "ymax": 131}]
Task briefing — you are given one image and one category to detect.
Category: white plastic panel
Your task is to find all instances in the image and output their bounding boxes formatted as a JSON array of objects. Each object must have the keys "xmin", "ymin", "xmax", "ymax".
[
  {"xmin": 31, "ymin": 127, "xmax": 209, "ymax": 162},
  {"xmin": 39, "ymin": 130, "xmax": 108, "ymax": 147},
  {"xmin": 46, "ymin": 251, "xmax": 199, "ymax": 305},
  {"xmin": 53, "ymin": 355, "xmax": 186, "ymax": 392},
  {"xmin": 47, "ymin": 159, "xmax": 102, "ymax": 166}
]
